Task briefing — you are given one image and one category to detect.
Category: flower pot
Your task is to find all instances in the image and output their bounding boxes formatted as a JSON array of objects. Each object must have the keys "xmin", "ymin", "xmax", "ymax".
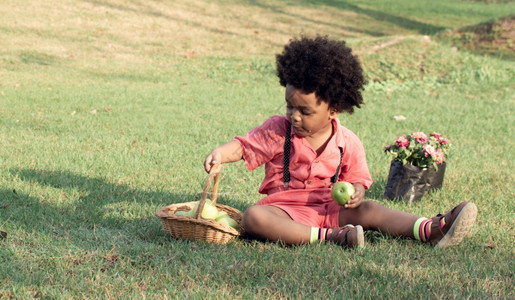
[{"xmin": 383, "ymin": 161, "xmax": 446, "ymax": 203}]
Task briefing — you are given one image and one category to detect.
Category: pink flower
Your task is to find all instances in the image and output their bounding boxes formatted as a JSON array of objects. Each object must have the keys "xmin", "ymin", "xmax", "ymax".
[
  {"xmin": 423, "ymin": 144, "xmax": 435, "ymax": 157},
  {"xmin": 386, "ymin": 131, "xmax": 450, "ymax": 167},
  {"xmin": 434, "ymin": 149, "xmax": 445, "ymax": 164},
  {"xmin": 396, "ymin": 136, "xmax": 410, "ymax": 148},
  {"xmin": 430, "ymin": 132, "xmax": 442, "ymax": 140},
  {"xmin": 412, "ymin": 131, "xmax": 428, "ymax": 144}
]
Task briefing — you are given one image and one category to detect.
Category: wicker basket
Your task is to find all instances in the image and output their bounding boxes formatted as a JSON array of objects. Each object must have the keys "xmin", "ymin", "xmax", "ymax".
[{"xmin": 155, "ymin": 166, "xmax": 243, "ymax": 244}]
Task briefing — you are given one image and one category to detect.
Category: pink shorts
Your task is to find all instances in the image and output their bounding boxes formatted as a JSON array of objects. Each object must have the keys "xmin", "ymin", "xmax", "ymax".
[{"xmin": 256, "ymin": 189, "xmax": 341, "ymax": 228}]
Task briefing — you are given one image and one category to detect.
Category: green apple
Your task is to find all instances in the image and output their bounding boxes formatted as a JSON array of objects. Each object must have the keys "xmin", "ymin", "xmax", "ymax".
[
  {"xmin": 175, "ymin": 209, "xmax": 194, "ymax": 217},
  {"xmin": 215, "ymin": 211, "xmax": 229, "ymax": 220},
  {"xmin": 331, "ymin": 181, "xmax": 355, "ymax": 206},
  {"xmin": 216, "ymin": 215, "xmax": 240, "ymax": 230},
  {"xmin": 191, "ymin": 199, "xmax": 218, "ymax": 219},
  {"xmin": 175, "ymin": 210, "xmax": 188, "ymax": 216}
]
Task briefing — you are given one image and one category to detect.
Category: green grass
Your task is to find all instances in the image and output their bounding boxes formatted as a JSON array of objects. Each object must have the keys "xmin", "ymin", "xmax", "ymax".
[{"xmin": 1, "ymin": 0, "xmax": 514, "ymax": 298}]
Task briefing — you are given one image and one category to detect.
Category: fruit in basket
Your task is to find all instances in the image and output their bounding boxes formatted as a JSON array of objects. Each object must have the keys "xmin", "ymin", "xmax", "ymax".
[
  {"xmin": 192, "ymin": 199, "xmax": 218, "ymax": 219},
  {"xmin": 215, "ymin": 211, "xmax": 229, "ymax": 220},
  {"xmin": 175, "ymin": 210, "xmax": 194, "ymax": 217},
  {"xmin": 215, "ymin": 211, "xmax": 239, "ymax": 229},
  {"xmin": 331, "ymin": 181, "xmax": 355, "ymax": 206},
  {"xmin": 216, "ymin": 215, "xmax": 240, "ymax": 230}
]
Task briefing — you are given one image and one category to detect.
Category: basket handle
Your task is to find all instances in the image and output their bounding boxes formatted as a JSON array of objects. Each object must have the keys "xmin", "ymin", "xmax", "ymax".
[{"xmin": 195, "ymin": 164, "xmax": 221, "ymax": 219}]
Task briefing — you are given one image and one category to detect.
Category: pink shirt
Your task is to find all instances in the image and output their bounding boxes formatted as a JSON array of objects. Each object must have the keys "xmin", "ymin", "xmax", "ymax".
[{"xmin": 234, "ymin": 115, "xmax": 372, "ymax": 195}]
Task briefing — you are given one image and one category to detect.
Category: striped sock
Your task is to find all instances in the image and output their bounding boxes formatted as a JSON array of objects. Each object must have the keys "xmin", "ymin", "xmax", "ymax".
[
  {"xmin": 439, "ymin": 217, "xmax": 446, "ymax": 229},
  {"xmin": 310, "ymin": 227, "xmax": 330, "ymax": 244},
  {"xmin": 413, "ymin": 218, "xmax": 432, "ymax": 242}
]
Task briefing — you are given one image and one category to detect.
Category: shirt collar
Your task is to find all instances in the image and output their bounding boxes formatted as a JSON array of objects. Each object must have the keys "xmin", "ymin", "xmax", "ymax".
[{"xmin": 332, "ymin": 117, "xmax": 345, "ymax": 150}]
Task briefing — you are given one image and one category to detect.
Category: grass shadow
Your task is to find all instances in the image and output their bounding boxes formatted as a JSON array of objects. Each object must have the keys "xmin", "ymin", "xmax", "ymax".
[
  {"xmin": 297, "ymin": 0, "xmax": 448, "ymax": 35},
  {"xmin": 245, "ymin": 0, "xmax": 386, "ymax": 37},
  {"xmin": 6, "ymin": 168, "xmax": 247, "ymax": 246}
]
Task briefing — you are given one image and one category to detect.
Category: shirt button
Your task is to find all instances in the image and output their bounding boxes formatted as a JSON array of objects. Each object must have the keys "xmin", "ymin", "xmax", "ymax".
[
  {"xmin": 314, "ymin": 160, "xmax": 319, "ymax": 163},
  {"xmin": 307, "ymin": 180, "xmax": 312, "ymax": 184}
]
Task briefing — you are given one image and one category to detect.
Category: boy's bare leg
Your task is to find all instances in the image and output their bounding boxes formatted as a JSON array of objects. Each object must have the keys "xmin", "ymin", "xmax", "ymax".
[
  {"xmin": 243, "ymin": 205, "xmax": 311, "ymax": 244},
  {"xmin": 339, "ymin": 201, "xmax": 419, "ymax": 238}
]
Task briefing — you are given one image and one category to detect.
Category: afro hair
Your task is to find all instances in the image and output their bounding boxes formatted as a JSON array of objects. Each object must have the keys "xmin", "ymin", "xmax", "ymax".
[{"xmin": 276, "ymin": 35, "xmax": 366, "ymax": 114}]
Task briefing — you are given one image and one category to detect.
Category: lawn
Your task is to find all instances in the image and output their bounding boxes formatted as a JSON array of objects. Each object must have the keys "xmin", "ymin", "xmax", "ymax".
[{"xmin": 0, "ymin": 0, "xmax": 514, "ymax": 298}]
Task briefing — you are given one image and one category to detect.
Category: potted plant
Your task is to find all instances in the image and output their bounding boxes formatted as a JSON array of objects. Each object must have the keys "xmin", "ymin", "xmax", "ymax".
[{"xmin": 383, "ymin": 132, "xmax": 451, "ymax": 202}]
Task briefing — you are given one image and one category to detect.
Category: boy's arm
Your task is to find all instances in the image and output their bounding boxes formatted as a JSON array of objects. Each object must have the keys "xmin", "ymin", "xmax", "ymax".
[{"xmin": 204, "ymin": 140, "xmax": 243, "ymax": 173}]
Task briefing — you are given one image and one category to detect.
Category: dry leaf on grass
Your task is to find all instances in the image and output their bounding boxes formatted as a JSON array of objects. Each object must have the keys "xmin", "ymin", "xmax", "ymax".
[{"xmin": 482, "ymin": 236, "xmax": 496, "ymax": 249}]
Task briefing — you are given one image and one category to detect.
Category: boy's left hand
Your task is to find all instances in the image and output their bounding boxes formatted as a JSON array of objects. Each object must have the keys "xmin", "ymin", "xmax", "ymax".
[{"xmin": 344, "ymin": 183, "xmax": 365, "ymax": 209}]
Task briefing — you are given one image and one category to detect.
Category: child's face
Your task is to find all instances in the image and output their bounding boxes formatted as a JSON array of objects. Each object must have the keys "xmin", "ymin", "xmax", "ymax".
[{"xmin": 285, "ymin": 84, "xmax": 339, "ymax": 137}]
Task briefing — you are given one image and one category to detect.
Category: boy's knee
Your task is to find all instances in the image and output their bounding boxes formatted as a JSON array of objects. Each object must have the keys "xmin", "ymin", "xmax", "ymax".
[
  {"xmin": 359, "ymin": 200, "xmax": 378, "ymax": 211},
  {"xmin": 353, "ymin": 200, "xmax": 383, "ymax": 219},
  {"xmin": 242, "ymin": 205, "xmax": 264, "ymax": 233}
]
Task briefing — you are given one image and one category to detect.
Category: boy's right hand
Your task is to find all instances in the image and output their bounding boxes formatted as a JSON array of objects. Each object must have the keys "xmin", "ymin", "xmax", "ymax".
[
  {"xmin": 204, "ymin": 151, "xmax": 223, "ymax": 174},
  {"xmin": 203, "ymin": 140, "xmax": 243, "ymax": 173}
]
